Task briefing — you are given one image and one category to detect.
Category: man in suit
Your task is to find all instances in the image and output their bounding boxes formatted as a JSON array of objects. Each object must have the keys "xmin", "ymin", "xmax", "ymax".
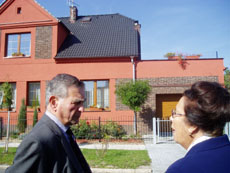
[{"xmin": 6, "ymin": 73, "xmax": 92, "ymax": 173}]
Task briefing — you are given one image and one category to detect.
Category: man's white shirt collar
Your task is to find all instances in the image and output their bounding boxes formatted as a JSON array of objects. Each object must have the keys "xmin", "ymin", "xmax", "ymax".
[{"xmin": 46, "ymin": 111, "xmax": 68, "ymax": 133}]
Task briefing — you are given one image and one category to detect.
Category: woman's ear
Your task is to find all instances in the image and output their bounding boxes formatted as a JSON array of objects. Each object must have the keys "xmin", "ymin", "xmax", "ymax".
[
  {"xmin": 49, "ymin": 96, "xmax": 58, "ymax": 112},
  {"xmin": 188, "ymin": 125, "xmax": 199, "ymax": 137}
]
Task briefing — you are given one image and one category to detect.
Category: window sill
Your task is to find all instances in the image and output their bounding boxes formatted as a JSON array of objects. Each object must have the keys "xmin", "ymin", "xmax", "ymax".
[
  {"xmin": 26, "ymin": 107, "xmax": 40, "ymax": 112},
  {"xmin": 4, "ymin": 56, "xmax": 30, "ymax": 59},
  {"xmin": 84, "ymin": 107, "xmax": 110, "ymax": 112},
  {"xmin": 0, "ymin": 109, "xmax": 16, "ymax": 113}
]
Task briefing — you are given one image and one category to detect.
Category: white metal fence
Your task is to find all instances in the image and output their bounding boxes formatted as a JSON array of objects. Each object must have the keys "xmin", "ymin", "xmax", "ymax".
[
  {"xmin": 153, "ymin": 118, "xmax": 174, "ymax": 144},
  {"xmin": 152, "ymin": 118, "xmax": 230, "ymax": 144}
]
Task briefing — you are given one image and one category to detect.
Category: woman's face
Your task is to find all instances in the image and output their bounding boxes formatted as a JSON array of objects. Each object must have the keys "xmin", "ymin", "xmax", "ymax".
[{"xmin": 171, "ymin": 96, "xmax": 194, "ymax": 149}]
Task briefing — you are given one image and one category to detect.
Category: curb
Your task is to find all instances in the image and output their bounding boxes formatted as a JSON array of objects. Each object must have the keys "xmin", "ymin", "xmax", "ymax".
[
  {"xmin": 0, "ymin": 165, "xmax": 152, "ymax": 173},
  {"xmin": 92, "ymin": 168, "xmax": 152, "ymax": 173},
  {"xmin": 0, "ymin": 165, "xmax": 9, "ymax": 169}
]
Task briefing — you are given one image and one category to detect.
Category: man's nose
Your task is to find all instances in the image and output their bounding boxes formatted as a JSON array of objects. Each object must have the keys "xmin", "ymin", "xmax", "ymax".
[{"xmin": 78, "ymin": 106, "xmax": 84, "ymax": 112}]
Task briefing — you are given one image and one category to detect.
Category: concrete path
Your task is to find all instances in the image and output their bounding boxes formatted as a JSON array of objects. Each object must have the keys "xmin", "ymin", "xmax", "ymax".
[{"xmin": 145, "ymin": 142, "xmax": 186, "ymax": 173}]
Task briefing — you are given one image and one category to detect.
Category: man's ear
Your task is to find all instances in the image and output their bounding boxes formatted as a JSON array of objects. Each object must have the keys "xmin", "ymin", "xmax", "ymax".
[{"xmin": 49, "ymin": 96, "xmax": 58, "ymax": 112}]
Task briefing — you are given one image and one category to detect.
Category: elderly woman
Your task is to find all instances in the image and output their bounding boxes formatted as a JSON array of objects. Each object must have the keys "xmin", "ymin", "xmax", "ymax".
[{"xmin": 166, "ymin": 81, "xmax": 230, "ymax": 173}]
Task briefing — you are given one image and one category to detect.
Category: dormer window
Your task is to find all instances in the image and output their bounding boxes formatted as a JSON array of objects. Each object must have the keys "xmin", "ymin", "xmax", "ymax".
[
  {"xmin": 6, "ymin": 33, "xmax": 31, "ymax": 57},
  {"xmin": 17, "ymin": 7, "xmax": 22, "ymax": 14}
]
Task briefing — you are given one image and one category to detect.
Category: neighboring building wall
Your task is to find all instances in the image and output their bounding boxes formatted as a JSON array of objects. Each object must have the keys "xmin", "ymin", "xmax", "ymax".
[
  {"xmin": 35, "ymin": 26, "xmax": 52, "ymax": 59},
  {"xmin": 116, "ymin": 76, "xmax": 219, "ymax": 134},
  {"xmin": 116, "ymin": 76, "xmax": 219, "ymax": 111}
]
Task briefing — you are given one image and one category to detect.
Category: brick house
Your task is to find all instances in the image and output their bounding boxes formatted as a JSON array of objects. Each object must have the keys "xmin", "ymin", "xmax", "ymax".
[{"xmin": 0, "ymin": 0, "xmax": 225, "ymax": 134}]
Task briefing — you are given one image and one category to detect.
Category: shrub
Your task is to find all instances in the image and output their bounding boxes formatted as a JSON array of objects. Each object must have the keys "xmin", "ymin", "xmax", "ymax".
[
  {"xmin": 164, "ymin": 52, "xmax": 176, "ymax": 58},
  {"xmin": 71, "ymin": 120, "xmax": 126, "ymax": 140},
  {"xmin": 72, "ymin": 120, "xmax": 92, "ymax": 139},
  {"xmin": 17, "ymin": 99, "xmax": 27, "ymax": 133},
  {"xmin": 33, "ymin": 107, "xmax": 38, "ymax": 127},
  {"xmin": 102, "ymin": 121, "xmax": 126, "ymax": 139},
  {"xmin": 90, "ymin": 121, "xmax": 102, "ymax": 139}
]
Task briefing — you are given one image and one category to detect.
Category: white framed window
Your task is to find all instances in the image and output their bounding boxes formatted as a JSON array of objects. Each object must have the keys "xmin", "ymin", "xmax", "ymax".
[
  {"xmin": 6, "ymin": 33, "xmax": 31, "ymax": 57},
  {"xmin": 0, "ymin": 82, "xmax": 16, "ymax": 109},
  {"xmin": 83, "ymin": 80, "xmax": 109, "ymax": 111},
  {"xmin": 28, "ymin": 82, "xmax": 40, "ymax": 107}
]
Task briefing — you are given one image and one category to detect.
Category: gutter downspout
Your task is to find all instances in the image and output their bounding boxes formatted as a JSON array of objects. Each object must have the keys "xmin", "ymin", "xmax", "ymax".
[
  {"xmin": 130, "ymin": 56, "xmax": 136, "ymax": 82},
  {"xmin": 130, "ymin": 56, "xmax": 137, "ymax": 135}
]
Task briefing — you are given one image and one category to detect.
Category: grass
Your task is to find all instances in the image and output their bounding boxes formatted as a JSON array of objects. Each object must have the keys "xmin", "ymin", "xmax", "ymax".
[
  {"xmin": 83, "ymin": 149, "xmax": 151, "ymax": 169},
  {"xmin": 0, "ymin": 148, "xmax": 17, "ymax": 165},
  {"xmin": 0, "ymin": 148, "xmax": 151, "ymax": 169}
]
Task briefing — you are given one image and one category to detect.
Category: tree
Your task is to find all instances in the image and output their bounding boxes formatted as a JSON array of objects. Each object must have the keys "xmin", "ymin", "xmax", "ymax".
[
  {"xmin": 17, "ymin": 98, "xmax": 27, "ymax": 133},
  {"xmin": 0, "ymin": 82, "xmax": 12, "ymax": 110},
  {"xmin": 115, "ymin": 80, "xmax": 151, "ymax": 134},
  {"xmin": 33, "ymin": 107, "xmax": 38, "ymax": 127},
  {"xmin": 224, "ymin": 68, "xmax": 230, "ymax": 91},
  {"xmin": 0, "ymin": 82, "xmax": 13, "ymax": 153}
]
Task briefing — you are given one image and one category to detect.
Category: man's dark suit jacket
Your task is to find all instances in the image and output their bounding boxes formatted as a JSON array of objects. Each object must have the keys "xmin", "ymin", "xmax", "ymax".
[
  {"xmin": 6, "ymin": 114, "xmax": 91, "ymax": 173},
  {"xmin": 166, "ymin": 135, "xmax": 230, "ymax": 173}
]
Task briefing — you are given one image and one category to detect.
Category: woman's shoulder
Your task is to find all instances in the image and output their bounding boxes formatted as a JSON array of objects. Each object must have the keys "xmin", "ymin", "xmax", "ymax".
[{"xmin": 166, "ymin": 156, "xmax": 201, "ymax": 173}]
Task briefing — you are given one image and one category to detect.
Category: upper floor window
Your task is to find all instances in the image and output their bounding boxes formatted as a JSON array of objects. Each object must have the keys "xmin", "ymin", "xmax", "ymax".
[
  {"xmin": 83, "ymin": 80, "xmax": 109, "ymax": 111},
  {"xmin": 6, "ymin": 33, "xmax": 31, "ymax": 57},
  {"xmin": 28, "ymin": 82, "xmax": 40, "ymax": 107}
]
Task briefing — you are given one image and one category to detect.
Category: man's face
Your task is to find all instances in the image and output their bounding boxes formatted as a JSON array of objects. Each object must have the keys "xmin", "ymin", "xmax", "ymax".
[{"xmin": 56, "ymin": 86, "xmax": 85, "ymax": 126}]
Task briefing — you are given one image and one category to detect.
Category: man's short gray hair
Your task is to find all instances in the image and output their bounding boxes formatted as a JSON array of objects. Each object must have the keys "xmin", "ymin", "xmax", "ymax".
[{"xmin": 46, "ymin": 74, "xmax": 84, "ymax": 106}]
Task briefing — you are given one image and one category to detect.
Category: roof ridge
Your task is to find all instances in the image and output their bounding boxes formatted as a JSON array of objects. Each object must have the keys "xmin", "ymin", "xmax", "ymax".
[
  {"xmin": 58, "ymin": 13, "xmax": 121, "ymax": 19},
  {"xmin": 116, "ymin": 13, "xmax": 138, "ymax": 22},
  {"xmin": 58, "ymin": 13, "xmax": 137, "ymax": 23}
]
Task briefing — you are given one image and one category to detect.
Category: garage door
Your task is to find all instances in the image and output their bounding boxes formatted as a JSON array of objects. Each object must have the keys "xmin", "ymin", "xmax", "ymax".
[{"xmin": 156, "ymin": 94, "xmax": 182, "ymax": 119}]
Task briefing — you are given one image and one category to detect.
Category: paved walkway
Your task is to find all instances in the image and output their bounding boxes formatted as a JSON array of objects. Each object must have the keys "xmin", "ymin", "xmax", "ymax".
[
  {"xmin": 0, "ymin": 141, "xmax": 186, "ymax": 173},
  {"xmin": 145, "ymin": 142, "xmax": 186, "ymax": 173}
]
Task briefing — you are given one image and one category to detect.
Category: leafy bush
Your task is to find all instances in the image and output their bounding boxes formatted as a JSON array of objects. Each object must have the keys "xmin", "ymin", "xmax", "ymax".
[
  {"xmin": 164, "ymin": 52, "xmax": 176, "ymax": 58},
  {"xmin": 72, "ymin": 120, "xmax": 92, "ymax": 139},
  {"xmin": 71, "ymin": 120, "xmax": 126, "ymax": 139},
  {"xmin": 102, "ymin": 121, "xmax": 126, "ymax": 139}
]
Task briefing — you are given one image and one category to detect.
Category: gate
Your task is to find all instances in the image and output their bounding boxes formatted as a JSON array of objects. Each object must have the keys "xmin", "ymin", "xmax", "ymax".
[
  {"xmin": 0, "ymin": 117, "xmax": 2, "ymax": 140},
  {"xmin": 153, "ymin": 118, "xmax": 174, "ymax": 144},
  {"xmin": 153, "ymin": 118, "xmax": 230, "ymax": 144}
]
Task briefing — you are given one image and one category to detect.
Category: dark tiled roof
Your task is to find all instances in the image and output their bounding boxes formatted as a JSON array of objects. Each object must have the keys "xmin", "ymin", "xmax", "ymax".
[{"xmin": 55, "ymin": 14, "xmax": 140, "ymax": 59}]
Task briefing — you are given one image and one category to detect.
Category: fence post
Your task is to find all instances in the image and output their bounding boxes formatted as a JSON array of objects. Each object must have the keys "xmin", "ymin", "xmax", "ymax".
[
  {"xmin": 157, "ymin": 118, "xmax": 160, "ymax": 139},
  {"xmin": 153, "ymin": 117, "xmax": 156, "ymax": 144},
  {"xmin": 5, "ymin": 111, "xmax": 10, "ymax": 152},
  {"xmin": 98, "ymin": 116, "xmax": 101, "ymax": 143},
  {"xmin": 0, "ymin": 117, "xmax": 2, "ymax": 140}
]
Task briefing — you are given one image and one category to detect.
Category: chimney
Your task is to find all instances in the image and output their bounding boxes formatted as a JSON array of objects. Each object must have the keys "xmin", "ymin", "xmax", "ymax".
[
  {"xmin": 70, "ymin": 6, "xmax": 78, "ymax": 23},
  {"xmin": 134, "ymin": 21, "xmax": 141, "ymax": 33}
]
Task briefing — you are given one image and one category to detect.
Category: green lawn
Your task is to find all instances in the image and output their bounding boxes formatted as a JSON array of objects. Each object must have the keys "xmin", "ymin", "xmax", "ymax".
[
  {"xmin": 0, "ymin": 148, "xmax": 151, "ymax": 169},
  {"xmin": 0, "ymin": 148, "xmax": 17, "ymax": 165}
]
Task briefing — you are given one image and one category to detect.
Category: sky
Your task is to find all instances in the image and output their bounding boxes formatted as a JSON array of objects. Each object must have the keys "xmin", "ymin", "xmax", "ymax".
[{"xmin": 3, "ymin": 0, "xmax": 230, "ymax": 67}]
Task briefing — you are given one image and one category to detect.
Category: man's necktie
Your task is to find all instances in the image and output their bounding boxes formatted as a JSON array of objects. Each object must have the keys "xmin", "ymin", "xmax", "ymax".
[{"xmin": 66, "ymin": 128, "xmax": 92, "ymax": 173}]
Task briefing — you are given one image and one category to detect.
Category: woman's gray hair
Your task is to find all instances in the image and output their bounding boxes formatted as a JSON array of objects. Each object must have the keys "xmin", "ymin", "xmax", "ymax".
[{"xmin": 46, "ymin": 74, "xmax": 84, "ymax": 106}]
